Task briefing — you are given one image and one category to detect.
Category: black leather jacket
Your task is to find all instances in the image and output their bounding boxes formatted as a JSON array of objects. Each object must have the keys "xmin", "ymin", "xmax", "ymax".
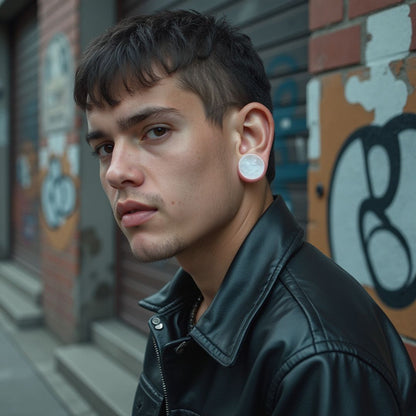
[{"xmin": 133, "ymin": 197, "xmax": 416, "ymax": 415}]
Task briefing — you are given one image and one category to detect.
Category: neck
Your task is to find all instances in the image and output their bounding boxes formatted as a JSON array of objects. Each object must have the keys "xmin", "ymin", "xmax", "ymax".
[{"xmin": 176, "ymin": 185, "xmax": 273, "ymax": 320}]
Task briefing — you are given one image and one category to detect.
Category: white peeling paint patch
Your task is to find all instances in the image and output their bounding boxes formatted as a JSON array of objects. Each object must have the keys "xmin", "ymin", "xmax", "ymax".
[
  {"xmin": 67, "ymin": 144, "xmax": 80, "ymax": 176},
  {"xmin": 346, "ymin": 65, "xmax": 408, "ymax": 125},
  {"xmin": 366, "ymin": 5, "xmax": 411, "ymax": 64},
  {"xmin": 345, "ymin": 5, "xmax": 411, "ymax": 125},
  {"xmin": 307, "ymin": 78, "xmax": 321, "ymax": 159},
  {"xmin": 39, "ymin": 133, "xmax": 79, "ymax": 176},
  {"xmin": 47, "ymin": 131, "xmax": 66, "ymax": 156},
  {"xmin": 39, "ymin": 147, "xmax": 48, "ymax": 170}
]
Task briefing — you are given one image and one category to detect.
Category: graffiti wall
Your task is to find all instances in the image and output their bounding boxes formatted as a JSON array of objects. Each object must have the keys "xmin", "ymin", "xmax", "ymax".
[
  {"xmin": 40, "ymin": 32, "xmax": 79, "ymax": 251},
  {"xmin": 39, "ymin": 132, "xmax": 79, "ymax": 251},
  {"xmin": 308, "ymin": 4, "xmax": 416, "ymax": 339}
]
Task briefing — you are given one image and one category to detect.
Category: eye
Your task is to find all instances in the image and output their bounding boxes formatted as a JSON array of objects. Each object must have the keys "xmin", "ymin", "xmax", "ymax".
[
  {"xmin": 145, "ymin": 126, "xmax": 170, "ymax": 140},
  {"xmin": 93, "ymin": 143, "xmax": 114, "ymax": 158}
]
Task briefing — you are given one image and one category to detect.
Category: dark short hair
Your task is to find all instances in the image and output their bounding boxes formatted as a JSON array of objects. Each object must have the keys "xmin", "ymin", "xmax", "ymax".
[{"xmin": 74, "ymin": 9, "xmax": 275, "ymax": 182}]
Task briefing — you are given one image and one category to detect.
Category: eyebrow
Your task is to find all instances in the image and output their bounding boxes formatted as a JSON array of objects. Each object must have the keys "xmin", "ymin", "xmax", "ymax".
[
  {"xmin": 86, "ymin": 106, "xmax": 181, "ymax": 143},
  {"xmin": 86, "ymin": 130, "xmax": 105, "ymax": 143}
]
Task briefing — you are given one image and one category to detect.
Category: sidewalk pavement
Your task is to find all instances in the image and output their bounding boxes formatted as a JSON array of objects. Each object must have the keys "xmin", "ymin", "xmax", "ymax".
[
  {"xmin": 0, "ymin": 323, "xmax": 69, "ymax": 416},
  {"xmin": 0, "ymin": 311, "xmax": 97, "ymax": 416}
]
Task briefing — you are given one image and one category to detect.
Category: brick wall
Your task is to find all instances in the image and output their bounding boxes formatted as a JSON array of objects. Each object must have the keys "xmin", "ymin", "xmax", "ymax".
[
  {"xmin": 38, "ymin": 0, "xmax": 81, "ymax": 343},
  {"xmin": 307, "ymin": 0, "xmax": 416, "ymax": 368}
]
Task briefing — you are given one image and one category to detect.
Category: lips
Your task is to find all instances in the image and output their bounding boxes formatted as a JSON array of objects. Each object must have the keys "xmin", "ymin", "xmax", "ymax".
[{"xmin": 116, "ymin": 200, "xmax": 157, "ymax": 228}]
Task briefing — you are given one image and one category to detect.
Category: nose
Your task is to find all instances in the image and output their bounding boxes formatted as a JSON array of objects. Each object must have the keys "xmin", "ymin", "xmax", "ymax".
[{"xmin": 104, "ymin": 140, "xmax": 145, "ymax": 189}]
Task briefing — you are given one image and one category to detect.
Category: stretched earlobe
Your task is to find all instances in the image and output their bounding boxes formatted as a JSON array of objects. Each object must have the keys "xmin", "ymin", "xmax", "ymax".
[
  {"xmin": 238, "ymin": 154, "xmax": 266, "ymax": 182},
  {"xmin": 234, "ymin": 102, "xmax": 274, "ymax": 183}
]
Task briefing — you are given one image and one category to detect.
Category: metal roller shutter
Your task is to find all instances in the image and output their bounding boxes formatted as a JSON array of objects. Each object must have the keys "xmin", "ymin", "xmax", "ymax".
[
  {"xmin": 11, "ymin": 3, "xmax": 40, "ymax": 276},
  {"xmin": 117, "ymin": 0, "xmax": 309, "ymax": 333}
]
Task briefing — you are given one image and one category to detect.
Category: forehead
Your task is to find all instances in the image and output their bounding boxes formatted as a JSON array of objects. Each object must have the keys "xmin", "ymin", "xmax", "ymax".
[{"xmin": 85, "ymin": 76, "xmax": 206, "ymax": 128}]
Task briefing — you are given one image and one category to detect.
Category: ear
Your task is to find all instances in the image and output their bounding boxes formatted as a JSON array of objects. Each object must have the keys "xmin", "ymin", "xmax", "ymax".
[{"xmin": 236, "ymin": 102, "xmax": 274, "ymax": 182}]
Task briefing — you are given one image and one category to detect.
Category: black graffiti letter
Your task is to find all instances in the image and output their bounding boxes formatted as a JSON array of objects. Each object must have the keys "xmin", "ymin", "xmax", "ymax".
[{"xmin": 358, "ymin": 114, "xmax": 416, "ymax": 308}]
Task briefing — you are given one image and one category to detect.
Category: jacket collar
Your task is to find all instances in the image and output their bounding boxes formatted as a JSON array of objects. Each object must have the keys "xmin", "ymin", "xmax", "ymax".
[{"xmin": 140, "ymin": 196, "xmax": 304, "ymax": 366}]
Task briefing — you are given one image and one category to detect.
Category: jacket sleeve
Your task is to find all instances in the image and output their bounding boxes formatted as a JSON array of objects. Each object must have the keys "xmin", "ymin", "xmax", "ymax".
[{"xmin": 268, "ymin": 352, "xmax": 405, "ymax": 416}]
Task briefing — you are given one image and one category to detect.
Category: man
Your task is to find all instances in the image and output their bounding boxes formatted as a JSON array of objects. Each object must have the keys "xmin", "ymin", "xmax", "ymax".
[{"xmin": 74, "ymin": 10, "xmax": 416, "ymax": 416}]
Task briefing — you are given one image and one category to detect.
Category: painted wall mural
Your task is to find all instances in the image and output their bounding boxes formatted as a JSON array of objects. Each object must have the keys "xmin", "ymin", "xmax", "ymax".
[
  {"xmin": 40, "ymin": 33, "xmax": 79, "ymax": 250},
  {"xmin": 41, "ymin": 157, "xmax": 76, "ymax": 229},
  {"xmin": 308, "ymin": 4, "xmax": 416, "ymax": 338},
  {"xmin": 328, "ymin": 113, "xmax": 416, "ymax": 309},
  {"xmin": 38, "ymin": 133, "xmax": 79, "ymax": 251}
]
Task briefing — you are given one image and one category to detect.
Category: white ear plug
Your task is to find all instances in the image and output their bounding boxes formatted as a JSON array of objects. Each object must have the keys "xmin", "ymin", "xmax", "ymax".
[{"xmin": 238, "ymin": 154, "xmax": 265, "ymax": 181}]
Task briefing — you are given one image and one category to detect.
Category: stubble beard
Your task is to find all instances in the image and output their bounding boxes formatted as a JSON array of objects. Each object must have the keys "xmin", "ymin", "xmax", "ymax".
[
  {"xmin": 128, "ymin": 234, "xmax": 186, "ymax": 263},
  {"xmin": 114, "ymin": 192, "xmax": 185, "ymax": 262}
]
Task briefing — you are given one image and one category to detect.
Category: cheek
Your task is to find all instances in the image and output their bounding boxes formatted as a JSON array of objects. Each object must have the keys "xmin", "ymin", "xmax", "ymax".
[
  {"xmin": 170, "ymin": 144, "xmax": 238, "ymax": 205},
  {"xmin": 99, "ymin": 169, "xmax": 114, "ymax": 201},
  {"xmin": 99, "ymin": 164, "xmax": 107, "ymax": 182}
]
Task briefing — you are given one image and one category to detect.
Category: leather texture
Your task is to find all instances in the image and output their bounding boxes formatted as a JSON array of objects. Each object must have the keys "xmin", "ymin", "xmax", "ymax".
[{"xmin": 133, "ymin": 196, "xmax": 416, "ymax": 415}]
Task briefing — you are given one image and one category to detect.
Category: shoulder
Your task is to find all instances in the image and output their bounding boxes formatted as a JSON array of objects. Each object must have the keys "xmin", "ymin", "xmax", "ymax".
[
  {"xmin": 253, "ymin": 241, "xmax": 415, "ymax": 415},
  {"xmin": 276, "ymin": 241, "xmax": 394, "ymax": 354},
  {"xmin": 266, "ymin": 348, "xmax": 407, "ymax": 416}
]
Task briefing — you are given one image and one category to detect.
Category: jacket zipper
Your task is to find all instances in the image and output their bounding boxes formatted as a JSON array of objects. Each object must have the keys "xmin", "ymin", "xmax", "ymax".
[{"xmin": 152, "ymin": 335, "xmax": 170, "ymax": 415}]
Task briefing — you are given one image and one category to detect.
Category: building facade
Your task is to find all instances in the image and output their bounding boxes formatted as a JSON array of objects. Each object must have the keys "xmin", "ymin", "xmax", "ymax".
[{"xmin": 0, "ymin": 0, "xmax": 414, "ymax": 367}]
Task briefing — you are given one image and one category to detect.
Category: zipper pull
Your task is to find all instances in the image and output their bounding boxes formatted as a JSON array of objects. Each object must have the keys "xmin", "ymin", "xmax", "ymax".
[{"xmin": 175, "ymin": 340, "xmax": 189, "ymax": 355}]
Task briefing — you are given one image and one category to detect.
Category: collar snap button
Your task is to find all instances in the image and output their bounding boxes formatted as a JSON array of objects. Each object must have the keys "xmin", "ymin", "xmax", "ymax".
[{"xmin": 151, "ymin": 317, "xmax": 164, "ymax": 330}]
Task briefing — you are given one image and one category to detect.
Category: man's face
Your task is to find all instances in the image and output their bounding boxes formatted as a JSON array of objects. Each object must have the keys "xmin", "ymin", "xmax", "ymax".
[{"xmin": 86, "ymin": 76, "xmax": 244, "ymax": 263}]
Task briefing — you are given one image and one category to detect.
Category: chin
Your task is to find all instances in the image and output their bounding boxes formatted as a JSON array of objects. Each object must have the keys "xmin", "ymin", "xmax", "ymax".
[{"xmin": 129, "ymin": 236, "xmax": 185, "ymax": 263}]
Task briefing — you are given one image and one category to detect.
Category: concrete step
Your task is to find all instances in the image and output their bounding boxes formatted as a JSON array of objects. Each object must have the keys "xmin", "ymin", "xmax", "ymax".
[
  {"xmin": 92, "ymin": 319, "xmax": 147, "ymax": 375},
  {"xmin": 0, "ymin": 261, "xmax": 42, "ymax": 304},
  {"xmin": 55, "ymin": 344, "xmax": 138, "ymax": 416},
  {"xmin": 0, "ymin": 308, "xmax": 99, "ymax": 416},
  {"xmin": 0, "ymin": 277, "xmax": 43, "ymax": 328}
]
